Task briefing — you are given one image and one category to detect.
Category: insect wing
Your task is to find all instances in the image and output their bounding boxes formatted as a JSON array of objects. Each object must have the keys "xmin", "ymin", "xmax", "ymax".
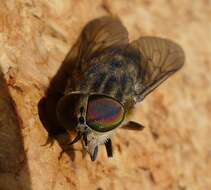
[
  {"xmin": 64, "ymin": 16, "xmax": 129, "ymax": 71},
  {"xmin": 131, "ymin": 37, "xmax": 185, "ymax": 102}
]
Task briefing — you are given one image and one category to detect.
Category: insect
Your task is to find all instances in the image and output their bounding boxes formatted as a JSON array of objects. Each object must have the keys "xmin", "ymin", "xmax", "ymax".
[{"xmin": 55, "ymin": 16, "xmax": 185, "ymax": 161}]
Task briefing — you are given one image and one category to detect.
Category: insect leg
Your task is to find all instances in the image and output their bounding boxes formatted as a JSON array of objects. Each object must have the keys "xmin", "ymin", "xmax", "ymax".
[
  {"xmin": 83, "ymin": 132, "xmax": 88, "ymax": 146},
  {"xmin": 68, "ymin": 132, "xmax": 82, "ymax": 145},
  {"xmin": 91, "ymin": 146, "xmax": 98, "ymax": 161},
  {"xmin": 105, "ymin": 138, "xmax": 113, "ymax": 157},
  {"xmin": 121, "ymin": 121, "xmax": 145, "ymax": 131}
]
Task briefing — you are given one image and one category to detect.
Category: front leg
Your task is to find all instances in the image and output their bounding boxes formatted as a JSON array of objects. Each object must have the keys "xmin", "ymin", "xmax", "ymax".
[{"xmin": 105, "ymin": 138, "xmax": 113, "ymax": 157}]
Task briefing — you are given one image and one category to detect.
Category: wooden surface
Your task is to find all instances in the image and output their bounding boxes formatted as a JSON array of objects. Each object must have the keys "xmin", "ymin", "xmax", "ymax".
[{"xmin": 0, "ymin": 1, "xmax": 211, "ymax": 190}]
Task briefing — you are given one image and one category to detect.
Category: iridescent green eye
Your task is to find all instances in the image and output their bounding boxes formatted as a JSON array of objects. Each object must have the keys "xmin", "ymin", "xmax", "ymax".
[{"xmin": 86, "ymin": 95, "xmax": 125, "ymax": 132}]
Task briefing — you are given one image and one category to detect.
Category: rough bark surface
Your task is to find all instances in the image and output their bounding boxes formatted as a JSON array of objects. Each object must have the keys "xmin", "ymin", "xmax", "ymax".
[{"xmin": 0, "ymin": 1, "xmax": 211, "ymax": 190}]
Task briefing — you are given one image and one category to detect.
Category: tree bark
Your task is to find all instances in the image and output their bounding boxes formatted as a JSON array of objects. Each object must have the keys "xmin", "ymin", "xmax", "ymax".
[{"xmin": 0, "ymin": 1, "xmax": 211, "ymax": 190}]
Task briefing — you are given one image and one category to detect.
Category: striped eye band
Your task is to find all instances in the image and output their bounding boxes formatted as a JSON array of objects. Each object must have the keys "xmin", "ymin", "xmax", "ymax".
[{"xmin": 86, "ymin": 95, "xmax": 125, "ymax": 132}]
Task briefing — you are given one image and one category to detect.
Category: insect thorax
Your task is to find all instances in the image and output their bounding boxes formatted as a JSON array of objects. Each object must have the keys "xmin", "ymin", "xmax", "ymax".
[{"xmin": 66, "ymin": 47, "xmax": 141, "ymax": 110}]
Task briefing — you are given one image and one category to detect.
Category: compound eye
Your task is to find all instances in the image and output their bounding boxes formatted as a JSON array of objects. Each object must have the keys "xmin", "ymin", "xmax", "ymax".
[
  {"xmin": 86, "ymin": 95, "xmax": 124, "ymax": 132},
  {"xmin": 56, "ymin": 93, "xmax": 82, "ymax": 130}
]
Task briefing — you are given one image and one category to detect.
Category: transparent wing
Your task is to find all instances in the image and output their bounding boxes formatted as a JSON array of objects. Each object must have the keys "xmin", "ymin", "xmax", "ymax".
[
  {"xmin": 48, "ymin": 16, "xmax": 129, "ymax": 94},
  {"xmin": 131, "ymin": 37, "xmax": 185, "ymax": 102},
  {"xmin": 64, "ymin": 16, "xmax": 129, "ymax": 70}
]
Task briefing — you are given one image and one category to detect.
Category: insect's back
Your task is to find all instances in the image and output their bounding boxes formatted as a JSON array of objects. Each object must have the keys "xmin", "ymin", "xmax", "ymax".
[{"xmin": 66, "ymin": 45, "xmax": 141, "ymax": 109}]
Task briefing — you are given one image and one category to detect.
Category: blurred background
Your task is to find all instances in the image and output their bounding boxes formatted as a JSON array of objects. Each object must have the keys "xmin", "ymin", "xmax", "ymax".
[{"xmin": 0, "ymin": 1, "xmax": 210, "ymax": 190}]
